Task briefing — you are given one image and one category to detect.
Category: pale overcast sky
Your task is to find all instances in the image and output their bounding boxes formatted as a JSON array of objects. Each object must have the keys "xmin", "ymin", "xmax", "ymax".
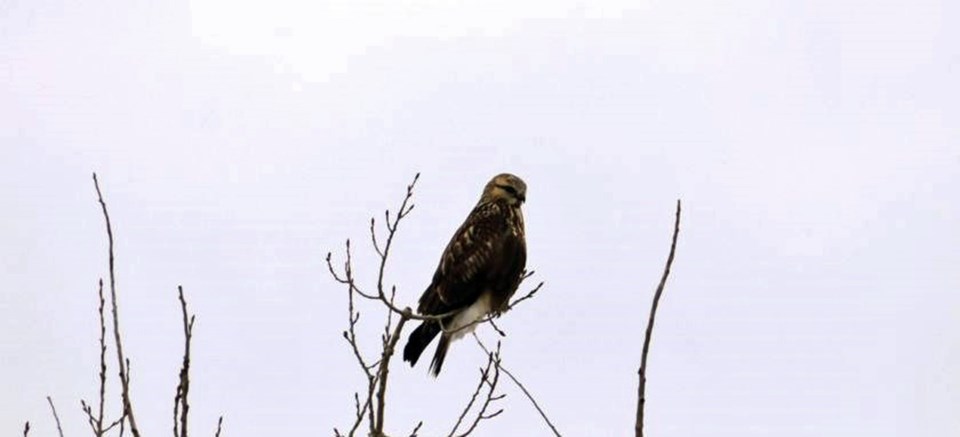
[{"xmin": 2, "ymin": 0, "xmax": 958, "ymax": 436}]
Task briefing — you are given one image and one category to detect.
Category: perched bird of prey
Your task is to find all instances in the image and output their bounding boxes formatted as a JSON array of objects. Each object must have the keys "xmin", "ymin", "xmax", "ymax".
[{"xmin": 403, "ymin": 173, "xmax": 528, "ymax": 376}]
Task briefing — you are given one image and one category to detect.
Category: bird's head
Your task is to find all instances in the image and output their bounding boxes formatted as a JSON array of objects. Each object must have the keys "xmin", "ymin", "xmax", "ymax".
[{"xmin": 481, "ymin": 173, "xmax": 527, "ymax": 206}]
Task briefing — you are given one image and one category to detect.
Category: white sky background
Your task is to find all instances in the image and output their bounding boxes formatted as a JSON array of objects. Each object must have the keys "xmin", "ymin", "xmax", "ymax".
[{"xmin": 1, "ymin": 0, "xmax": 958, "ymax": 435}]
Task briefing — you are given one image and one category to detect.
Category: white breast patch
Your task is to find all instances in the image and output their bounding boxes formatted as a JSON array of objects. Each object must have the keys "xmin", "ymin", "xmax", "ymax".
[{"xmin": 445, "ymin": 292, "xmax": 493, "ymax": 342}]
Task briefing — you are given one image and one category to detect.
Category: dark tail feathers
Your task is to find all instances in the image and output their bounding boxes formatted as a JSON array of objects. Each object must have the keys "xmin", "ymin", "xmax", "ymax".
[
  {"xmin": 403, "ymin": 321, "xmax": 441, "ymax": 367},
  {"xmin": 429, "ymin": 335, "xmax": 450, "ymax": 377}
]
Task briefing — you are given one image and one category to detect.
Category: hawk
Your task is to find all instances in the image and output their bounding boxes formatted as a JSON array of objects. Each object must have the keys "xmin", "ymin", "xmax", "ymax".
[{"xmin": 403, "ymin": 173, "xmax": 528, "ymax": 376}]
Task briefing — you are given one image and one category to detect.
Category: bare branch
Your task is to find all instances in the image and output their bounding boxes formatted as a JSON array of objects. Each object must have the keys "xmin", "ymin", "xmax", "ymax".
[
  {"xmin": 372, "ymin": 311, "xmax": 411, "ymax": 436},
  {"xmin": 81, "ymin": 278, "xmax": 111, "ymax": 437},
  {"xmin": 174, "ymin": 286, "xmax": 195, "ymax": 437},
  {"xmin": 23, "ymin": 421, "xmax": 29, "ymax": 437},
  {"xmin": 214, "ymin": 416, "xmax": 223, "ymax": 437},
  {"xmin": 472, "ymin": 334, "xmax": 561, "ymax": 436},
  {"xmin": 374, "ymin": 174, "xmax": 419, "ymax": 302},
  {"xmin": 448, "ymin": 357, "xmax": 493, "ymax": 436},
  {"xmin": 449, "ymin": 344, "xmax": 504, "ymax": 437},
  {"xmin": 329, "ymin": 174, "xmax": 432, "ymax": 436},
  {"xmin": 635, "ymin": 200, "xmax": 682, "ymax": 437},
  {"xmin": 326, "ymin": 240, "xmax": 379, "ymax": 301},
  {"xmin": 504, "ymin": 278, "xmax": 543, "ymax": 311},
  {"xmin": 92, "ymin": 172, "xmax": 141, "ymax": 437},
  {"xmin": 103, "ymin": 415, "xmax": 125, "ymax": 434},
  {"xmin": 81, "ymin": 400, "xmax": 96, "ymax": 435},
  {"xmin": 408, "ymin": 421, "xmax": 423, "ymax": 437},
  {"xmin": 339, "ymin": 249, "xmax": 377, "ymax": 437},
  {"xmin": 326, "ymin": 244, "xmax": 462, "ymax": 323},
  {"xmin": 370, "ymin": 218, "xmax": 384, "ymax": 258},
  {"xmin": 96, "ymin": 279, "xmax": 107, "ymax": 434},
  {"xmin": 46, "ymin": 396, "xmax": 64, "ymax": 437},
  {"xmin": 487, "ymin": 319, "xmax": 506, "ymax": 337}
]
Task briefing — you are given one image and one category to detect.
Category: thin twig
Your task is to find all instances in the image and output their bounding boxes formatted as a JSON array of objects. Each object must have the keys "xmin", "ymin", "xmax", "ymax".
[
  {"xmin": 214, "ymin": 416, "xmax": 223, "ymax": 437},
  {"xmin": 93, "ymin": 173, "xmax": 141, "ymax": 437},
  {"xmin": 174, "ymin": 286, "xmax": 195, "ymax": 437},
  {"xmin": 46, "ymin": 396, "xmax": 64, "ymax": 437},
  {"xmin": 487, "ymin": 319, "xmax": 506, "ymax": 337},
  {"xmin": 345, "ymin": 392, "xmax": 365, "ymax": 437},
  {"xmin": 449, "ymin": 344, "xmax": 504, "ymax": 437},
  {"xmin": 322, "ymin": 175, "xmax": 465, "ymax": 323},
  {"xmin": 370, "ymin": 218, "xmax": 384, "ymax": 258},
  {"xmin": 326, "ymin": 247, "xmax": 460, "ymax": 323},
  {"xmin": 374, "ymin": 174, "xmax": 418, "ymax": 302},
  {"xmin": 96, "ymin": 279, "xmax": 107, "ymax": 434},
  {"xmin": 448, "ymin": 353, "xmax": 494, "ymax": 436},
  {"xmin": 330, "ymin": 174, "xmax": 430, "ymax": 436},
  {"xmin": 408, "ymin": 421, "xmax": 423, "ymax": 437},
  {"xmin": 473, "ymin": 334, "xmax": 561, "ymax": 436},
  {"xmin": 340, "ymin": 246, "xmax": 377, "ymax": 437},
  {"xmin": 103, "ymin": 416, "xmax": 125, "ymax": 434},
  {"xmin": 82, "ymin": 400, "xmax": 97, "ymax": 435},
  {"xmin": 504, "ymin": 274, "xmax": 542, "ymax": 310},
  {"xmin": 635, "ymin": 200, "xmax": 682, "ymax": 437},
  {"xmin": 81, "ymin": 278, "xmax": 110, "ymax": 436},
  {"xmin": 23, "ymin": 421, "xmax": 29, "ymax": 437}
]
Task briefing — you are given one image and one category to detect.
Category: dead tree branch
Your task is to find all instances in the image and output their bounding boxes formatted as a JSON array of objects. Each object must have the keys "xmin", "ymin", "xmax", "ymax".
[
  {"xmin": 472, "ymin": 334, "xmax": 561, "ymax": 436},
  {"xmin": 81, "ymin": 279, "xmax": 126, "ymax": 436},
  {"xmin": 173, "ymin": 285, "xmax": 196, "ymax": 437},
  {"xmin": 22, "ymin": 422, "xmax": 29, "ymax": 437},
  {"xmin": 408, "ymin": 421, "xmax": 423, "ymax": 437},
  {"xmin": 93, "ymin": 173, "xmax": 142, "ymax": 437},
  {"xmin": 329, "ymin": 174, "xmax": 423, "ymax": 437},
  {"xmin": 81, "ymin": 278, "xmax": 111, "ymax": 436},
  {"xmin": 335, "ymin": 247, "xmax": 378, "ymax": 437},
  {"xmin": 46, "ymin": 396, "xmax": 64, "ymax": 437},
  {"xmin": 635, "ymin": 199, "xmax": 682, "ymax": 437},
  {"xmin": 214, "ymin": 416, "xmax": 223, "ymax": 437},
  {"xmin": 96, "ymin": 279, "xmax": 107, "ymax": 433},
  {"xmin": 87, "ymin": 173, "xmax": 217, "ymax": 437},
  {"xmin": 372, "ymin": 312, "xmax": 410, "ymax": 436},
  {"xmin": 448, "ymin": 343, "xmax": 504, "ymax": 437}
]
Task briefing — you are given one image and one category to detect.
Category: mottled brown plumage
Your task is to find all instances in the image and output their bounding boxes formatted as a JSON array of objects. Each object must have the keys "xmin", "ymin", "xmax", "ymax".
[{"xmin": 403, "ymin": 173, "xmax": 528, "ymax": 376}]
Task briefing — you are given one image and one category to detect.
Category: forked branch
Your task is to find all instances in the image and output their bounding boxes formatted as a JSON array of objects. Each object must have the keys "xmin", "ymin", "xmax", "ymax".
[
  {"xmin": 93, "ymin": 173, "xmax": 142, "ymax": 437},
  {"xmin": 473, "ymin": 334, "xmax": 561, "ymax": 436},
  {"xmin": 448, "ymin": 343, "xmax": 505, "ymax": 437},
  {"xmin": 330, "ymin": 174, "xmax": 423, "ymax": 437},
  {"xmin": 81, "ymin": 278, "xmax": 115, "ymax": 436}
]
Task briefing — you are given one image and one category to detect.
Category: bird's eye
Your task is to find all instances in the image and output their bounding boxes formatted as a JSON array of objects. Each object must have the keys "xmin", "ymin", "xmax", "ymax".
[{"xmin": 499, "ymin": 185, "xmax": 518, "ymax": 196}]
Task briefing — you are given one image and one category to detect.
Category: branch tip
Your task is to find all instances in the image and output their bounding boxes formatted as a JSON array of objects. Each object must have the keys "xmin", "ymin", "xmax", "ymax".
[{"xmin": 635, "ymin": 200, "xmax": 682, "ymax": 437}]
